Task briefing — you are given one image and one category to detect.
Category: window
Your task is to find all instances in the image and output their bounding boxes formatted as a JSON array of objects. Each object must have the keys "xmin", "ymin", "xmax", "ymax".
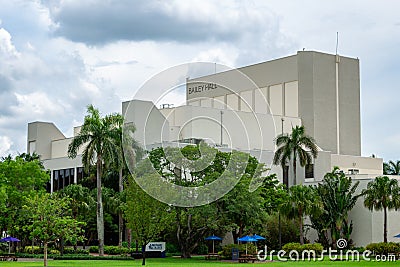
[
  {"xmin": 53, "ymin": 168, "xmax": 75, "ymax": 192},
  {"xmin": 305, "ymin": 164, "xmax": 314, "ymax": 179},
  {"xmin": 53, "ymin": 170, "xmax": 59, "ymax": 191}
]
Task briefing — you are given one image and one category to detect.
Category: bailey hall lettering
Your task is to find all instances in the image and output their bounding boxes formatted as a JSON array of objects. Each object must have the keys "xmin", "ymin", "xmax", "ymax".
[{"xmin": 188, "ymin": 83, "xmax": 217, "ymax": 94}]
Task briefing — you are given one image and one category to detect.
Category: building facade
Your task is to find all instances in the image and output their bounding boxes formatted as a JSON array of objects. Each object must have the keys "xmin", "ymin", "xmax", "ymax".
[{"xmin": 27, "ymin": 51, "xmax": 399, "ymax": 246}]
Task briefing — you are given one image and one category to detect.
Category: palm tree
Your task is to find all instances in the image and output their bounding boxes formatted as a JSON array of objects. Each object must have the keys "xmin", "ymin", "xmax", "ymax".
[
  {"xmin": 68, "ymin": 105, "xmax": 123, "ymax": 256},
  {"xmin": 312, "ymin": 167, "xmax": 360, "ymax": 248},
  {"xmin": 362, "ymin": 176, "xmax": 400, "ymax": 243},
  {"xmin": 113, "ymin": 122, "xmax": 143, "ymax": 247},
  {"xmin": 273, "ymin": 125, "xmax": 318, "ymax": 186},
  {"xmin": 280, "ymin": 184, "xmax": 323, "ymax": 245},
  {"xmin": 383, "ymin": 160, "xmax": 400, "ymax": 175}
]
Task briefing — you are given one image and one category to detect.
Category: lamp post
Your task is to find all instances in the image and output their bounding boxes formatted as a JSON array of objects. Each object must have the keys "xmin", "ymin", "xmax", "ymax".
[
  {"xmin": 220, "ymin": 111, "xmax": 223, "ymax": 146},
  {"xmin": 279, "ymin": 117, "xmax": 284, "ymax": 250}
]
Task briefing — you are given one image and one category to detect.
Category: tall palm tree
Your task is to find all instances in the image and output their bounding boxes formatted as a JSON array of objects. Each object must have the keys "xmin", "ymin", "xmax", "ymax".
[
  {"xmin": 383, "ymin": 160, "xmax": 400, "ymax": 175},
  {"xmin": 280, "ymin": 184, "xmax": 323, "ymax": 244},
  {"xmin": 113, "ymin": 122, "xmax": 143, "ymax": 247},
  {"xmin": 362, "ymin": 176, "xmax": 400, "ymax": 243},
  {"xmin": 313, "ymin": 167, "xmax": 360, "ymax": 248},
  {"xmin": 273, "ymin": 125, "xmax": 318, "ymax": 186},
  {"xmin": 68, "ymin": 105, "xmax": 123, "ymax": 256}
]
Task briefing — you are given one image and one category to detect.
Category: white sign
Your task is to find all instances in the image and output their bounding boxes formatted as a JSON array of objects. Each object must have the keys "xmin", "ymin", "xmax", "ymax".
[{"xmin": 146, "ymin": 242, "xmax": 166, "ymax": 252}]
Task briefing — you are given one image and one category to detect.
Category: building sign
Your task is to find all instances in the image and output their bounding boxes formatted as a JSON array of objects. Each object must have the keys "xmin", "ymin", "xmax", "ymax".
[
  {"xmin": 146, "ymin": 242, "xmax": 166, "ymax": 252},
  {"xmin": 188, "ymin": 83, "xmax": 218, "ymax": 95}
]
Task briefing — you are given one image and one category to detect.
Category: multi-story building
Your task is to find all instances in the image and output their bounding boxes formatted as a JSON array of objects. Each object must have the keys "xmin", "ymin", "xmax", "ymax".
[{"xmin": 27, "ymin": 50, "xmax": 399, "ymax": 246}]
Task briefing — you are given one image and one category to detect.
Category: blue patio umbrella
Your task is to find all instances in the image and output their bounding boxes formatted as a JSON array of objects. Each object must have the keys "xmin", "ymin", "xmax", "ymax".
[
  {"xmin": 253, "ymin": 234, "xmax": 266, "ymax": 241},
  {"xmin": 238, "ymin": 235, "xmax": 258, "ymax": 254},
  {"xmin": 205, "ymin": 235, "xmax": 222, "ymax": 254},
  {"xmin": 394, "ymin": 234, "xmax": 400, "ymax": 238},
  {"xmin": 0, "ymin": 236, "xmax": 20, "ymax": 253}
]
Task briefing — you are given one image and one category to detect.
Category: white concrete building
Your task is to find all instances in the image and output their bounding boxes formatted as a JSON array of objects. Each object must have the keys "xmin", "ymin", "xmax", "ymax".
[{"xmin": 27, "ymin": 50, "xmax": 399, "ymax": 246}]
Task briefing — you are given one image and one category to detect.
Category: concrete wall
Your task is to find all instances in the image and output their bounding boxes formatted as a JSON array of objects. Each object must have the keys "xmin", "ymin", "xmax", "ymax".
[
  {"xmin": 27, "ymin": 122, "xmax": 66, "ymax": 160},
  {"xmin": 297, "ymin": 51, "xmax": 361, "ymax": 156},
  {"xmin": 187, "ymin": 55, "xmax": 298, "ymax": 101},
  {"xmin": 122, "ymin": 100, "xmax": 169, "ymax": 148},
  {"xmin": 331, "ymin": 154, "xmax": 382, "ymax": 175},
  {"xmin": 159, "ymin": 104, "xmax": 301, "ymax": 152}
]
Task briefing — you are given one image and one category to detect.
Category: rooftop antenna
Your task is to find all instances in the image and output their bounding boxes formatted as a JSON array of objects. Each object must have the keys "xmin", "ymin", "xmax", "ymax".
[{"xmin": 335, "ymin": 32, "xmax": 339, "ymax": 55}]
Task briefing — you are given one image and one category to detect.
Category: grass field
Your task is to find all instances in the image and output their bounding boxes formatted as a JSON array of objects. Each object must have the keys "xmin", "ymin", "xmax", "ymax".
[{"xmin": 1, "ymin": 257, "xmax": 398, "ymax": 267}]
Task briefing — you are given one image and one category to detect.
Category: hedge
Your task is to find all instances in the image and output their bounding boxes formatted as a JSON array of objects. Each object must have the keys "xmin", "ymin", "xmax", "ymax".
[
  {"xmin": 282, "ymin": 242, "xmax": 323, "ymax": 254},
  {"xmin": 366, "ymin": 242, "xmax": 400, "ymax": 255},
  {"xmin": 53, "ymin": 255, "xmax": 133, "ymax": 260},
  {"xmin": 89, "ymin": 246, "xmax": 131, "ymax": 255}
]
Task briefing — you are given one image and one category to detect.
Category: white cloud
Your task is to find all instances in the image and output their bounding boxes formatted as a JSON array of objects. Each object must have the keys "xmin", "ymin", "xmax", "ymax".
[
  {"xmin": 0, "ymin": 136, "xmax": 12, "ymax": 156},
  {"xmin": 0, "ymin": 0, "xmax": 398, "ymax": 162},
  {"xmin": 0, "ymin": 28, "xmax": 19, "ymax": 57}
]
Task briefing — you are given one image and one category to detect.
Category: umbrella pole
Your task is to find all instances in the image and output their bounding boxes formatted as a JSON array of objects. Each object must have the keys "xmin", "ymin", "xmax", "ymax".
[
  {"xmin": 9, "ymin": 242, "xmax": 11, "ymax": 254},
  {"xmin": 212, "ymin": 240, "xmax": 215, "ymax": 254}
]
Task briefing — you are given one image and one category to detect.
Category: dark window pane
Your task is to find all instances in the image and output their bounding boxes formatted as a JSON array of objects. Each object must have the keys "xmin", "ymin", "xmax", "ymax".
[
  {"xmin": 305, "ymin": 164, "xmax": 314, "ymax": 179},
  {"xmin": 53, "ymin": 170, "xmax": 59, "ymax": 191}
]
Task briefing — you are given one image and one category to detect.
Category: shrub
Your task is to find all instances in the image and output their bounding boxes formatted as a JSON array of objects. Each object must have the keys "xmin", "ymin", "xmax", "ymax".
[
  {"xmin": 49, "ymin": 249, "xmax": 60, "ymax": 255},
  {"xmin": 89, "ymin": 246, "xmax": 130, "ymax": 255},
  {"xmin": 166, "ymin": 243, "xmax": 180, "ymax": 254},
  {"xmin": 62, "ymin": 247, "xmax": 89, "ymax": 255},
  {"xmin": 282, "ymin": 242, "xmax": 302, "ymax": 253},
  {"xmin": 282, "ymin": 242, "xmax": 323, "ymax": 254},
  {"xmin": 89, "ymin": 246, "xmax": 98, "ymax": 253},
  {"xmin": 104, "ymin": 246, "xmax": 130, "ymax": 255},
  {"xmin": 194, "ymin": 243, "xmax": 208, "ymax": 255},
  {"xmin": 53, "ymin": 255, "xmax": 133, "ymax": 260},
  {"xmin": 352, "ymin": 247, "xmax": 365, "ymax": 253},
  {"xmin": 24, "ymin": 246, "xmax": 43, "ymax": 254},
  {"xmin": 366, "ymin": 242, "xmax": 400, "ymax": 255},
  {"xmin": 303, "ymin": 243, "xmax": 323, "ymax": 254}
]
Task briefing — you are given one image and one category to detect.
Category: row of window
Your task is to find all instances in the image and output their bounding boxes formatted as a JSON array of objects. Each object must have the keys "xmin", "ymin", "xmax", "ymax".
[{"xmin": 52, "ymin": 167, "xmax": 86, "ymax": 192}]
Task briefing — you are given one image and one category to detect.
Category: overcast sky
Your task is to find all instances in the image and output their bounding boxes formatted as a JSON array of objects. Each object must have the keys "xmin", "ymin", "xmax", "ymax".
[{"xmin": 0, "ymin": 0, "xmax": 399, "ymax": 161}]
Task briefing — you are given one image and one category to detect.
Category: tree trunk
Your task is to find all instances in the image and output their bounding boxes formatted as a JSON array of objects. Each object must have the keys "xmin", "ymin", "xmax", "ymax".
[
  {"xmin": 118, "ymin": 168, "xmax": 123, "ymax": 248},
  {"xmin": 384, "ymin": 206, "xmax": 387, "ymax": 243},
  {"xmin": 299, "ymin": 215, "xmax": 304, "ymax": 245},
  {"xmin": 126, "ymin": 228, "xmax": 131, "ymax": 249},
  {"xmin": 43, "ymin": 242, "xmax": 48, "ymax": 267},
  {"xmin": 293, "ymin": 155, "xmax": 297, "ymax": 186},
  {"xmin": 142, "ymin": 245, "xmax": 146, "ymax": 265},
  {"xmin": 97, "ymin": 156, "xmax": 105, "ymax": 256}
]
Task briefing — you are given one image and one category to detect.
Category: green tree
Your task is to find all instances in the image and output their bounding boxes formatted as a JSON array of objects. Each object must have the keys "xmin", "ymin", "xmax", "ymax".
[
  {"xmin": 57, "ymin": 184, "xmax": 93, "ymax": 250},
  {"xmin": 280, "ymin": 184, "xmax": 323, "ymax": 245},
  {"xmin": 24, "ymin": 193, "xmax": 85, "ymax": 267},
  {"xmin": 220, "ymin": 156, "xmax": 270, "ymax": 242},
  {"xmin": 0, "ymin": 156, "xmax": 49, "ymax": 244},
  {"xmin": 145, "ymin": 144, "xmax": 270, "ymax": 257},
  {"xmin": 273, "ymin": 125, "xmax": 318, "ymax": 186},
  {"xmin": 125, "ymin": 175, "xmax": 173, "ymax": 265},
  {"xmin": 362, "ymin": 176, "xmax": 400, "ymax": 243},
  {"xmin": 68, "ymin": 104, "xmax": 123, "ymax": 256},
  {"xmin": 311, "ymin": 167, "xmax": 360, "ymax": 248},
  {"xmin": 383, "ymin": 160, "xmax": 400, "ymax": 175}
]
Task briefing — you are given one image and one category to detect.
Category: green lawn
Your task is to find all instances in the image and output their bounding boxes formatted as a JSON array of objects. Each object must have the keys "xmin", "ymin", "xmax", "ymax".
[{"xmin": 1, "ymin": 257, "xmax": 398, "ymax": 267}]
